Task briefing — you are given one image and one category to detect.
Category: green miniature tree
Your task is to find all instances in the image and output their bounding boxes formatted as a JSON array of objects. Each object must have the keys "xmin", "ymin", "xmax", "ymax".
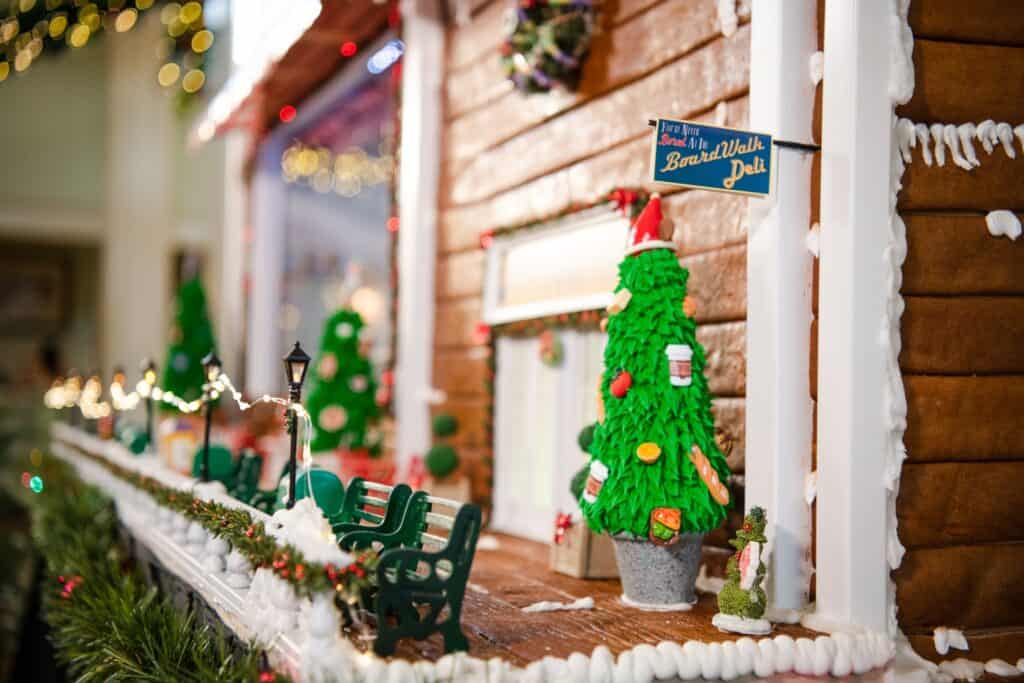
[
  {"xmin": 717, "ymin": 507, "xmax": 769, "ymax": 620},
  {"xmin": 161, "ymin": 276, "xmax": 217, "ymax": 408},
  {"xmin": 580, "ymin": 195, "xmax": 731, "ymax": 540},
  {"xmin": 425, "ymin": 413, "xmax": 460, "ymax": 480},
  {"xmin": 306, "ymin": 309, "xmax": 379, "ymax": 452}
]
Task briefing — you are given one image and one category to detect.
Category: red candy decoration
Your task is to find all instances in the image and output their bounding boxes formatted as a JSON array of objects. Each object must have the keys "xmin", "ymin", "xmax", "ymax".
[{"xmin": 610, "ymin": 370, "xmax": 633, "ymax": 398}]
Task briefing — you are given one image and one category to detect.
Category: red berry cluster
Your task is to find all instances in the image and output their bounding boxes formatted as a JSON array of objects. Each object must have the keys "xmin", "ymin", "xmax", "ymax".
[{"xmin": 57, "ymin": 574, "xmax": 83, "ymax": 600}]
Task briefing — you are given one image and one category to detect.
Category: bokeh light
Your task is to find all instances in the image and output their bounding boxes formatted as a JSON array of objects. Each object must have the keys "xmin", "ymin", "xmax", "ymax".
[
  {"xmin": 30, "ymin": 449, "xmax": 43, "ymax": 467},
  {"xmin": 340, "ymin": 41, "xmax": 357, "ymax": 57},
  {"xmin": 115, "ymin": 9, "xmax": 138, "ymax": 33},
  {"xmin": 0, "ymin": 62, "xmax": 9, "ymax": 82},
  {"xmin": 30, "ymin": 476, "xmax": 44, "ymax": 494},
  {"xmin": 191, "ymin": 29, "xmax": 214, "ymax": 53},
  {"xmin": 181, "ymin": 68, "xmax": 205, "ymax": 93},
  {"xmin": 158, "ymin": 62, "xmax": 181, "ymax": 87},
  {"xmin": 68, "ymin": 23, "xmax": 90, "ymax": 48},
  {"xmin": 160, "ymin": 3, "xmax": 182, "ymax": 25},
  {"xmin": 180, "ymin": 1, "xmax": 203, "ymax": 24},
  {"xmin": 279, "ymin": 105, "xmax": 297, "ymax": 123},
  {"xmin": 137, "ymin": 0, "xmax": 154, "ymax": 9},
  {"xmin": 48, "ymin": 14, "xmax": 67, "ymax": 38}
]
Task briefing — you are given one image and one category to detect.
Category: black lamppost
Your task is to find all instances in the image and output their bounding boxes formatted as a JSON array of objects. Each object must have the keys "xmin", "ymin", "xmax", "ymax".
[
  {"xmin": 283, "ymin": 341, "xmax": 311, "ymax": 509},
  {"xmin": 141, "ymin": 359, "xmax": 157, "ymax": 451},
  {"xmin": 199, "ymin": 352, "xmax": 222, "ymax": 482}
]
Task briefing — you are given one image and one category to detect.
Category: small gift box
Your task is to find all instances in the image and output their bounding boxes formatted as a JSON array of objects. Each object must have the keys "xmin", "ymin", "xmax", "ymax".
[{"xmin": 549, "ymin": 512, "xmax": 619, "ymax": 579}]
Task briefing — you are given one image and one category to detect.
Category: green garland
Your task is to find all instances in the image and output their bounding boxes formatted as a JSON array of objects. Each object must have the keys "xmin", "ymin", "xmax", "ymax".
[
  {"xmin": 59, "ymin": 440, "xmax": 378, "ymax": 602},
  {"xmin": 500, "ymin": 0, "xmax": 596, "ymax": 94},
  {"xmin": 28, "ymin": 461, "xmax": 289, "ymax": 682}
]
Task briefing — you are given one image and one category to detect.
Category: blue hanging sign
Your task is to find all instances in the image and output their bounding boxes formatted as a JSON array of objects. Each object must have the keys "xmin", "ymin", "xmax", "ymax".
[{"xmin": 649, "ymin": 118, "xmax": 773, "ymax": 197}]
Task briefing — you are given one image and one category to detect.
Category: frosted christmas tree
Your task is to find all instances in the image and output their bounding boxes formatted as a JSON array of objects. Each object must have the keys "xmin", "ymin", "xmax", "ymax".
[
  {"xmin": 161, "ymin": 276, "xmax": 217, "ymax": 408},
  {"xmin": 306, "ymin": 309, "xmax": 379, "ymax": 453},
  {"xmin": 579, "ymin": 194, "xmax": 731, "ymax": 608}
]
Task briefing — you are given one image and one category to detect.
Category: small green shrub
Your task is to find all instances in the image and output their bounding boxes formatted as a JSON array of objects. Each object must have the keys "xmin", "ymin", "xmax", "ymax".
[{"xmin": 425, "ymin": 444, "xmax": 459, "ymax": 478}]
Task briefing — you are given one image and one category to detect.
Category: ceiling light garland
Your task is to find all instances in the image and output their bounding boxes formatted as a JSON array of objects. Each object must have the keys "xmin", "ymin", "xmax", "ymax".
[{"xmin": 0, "ymin": 0, "xmax": 214, "ymax": 109}]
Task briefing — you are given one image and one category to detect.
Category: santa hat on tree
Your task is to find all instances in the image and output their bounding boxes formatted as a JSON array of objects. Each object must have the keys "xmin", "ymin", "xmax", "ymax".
[{"xmin": 625, "ymin": 193, "xmax": 676, "ymax": 255}]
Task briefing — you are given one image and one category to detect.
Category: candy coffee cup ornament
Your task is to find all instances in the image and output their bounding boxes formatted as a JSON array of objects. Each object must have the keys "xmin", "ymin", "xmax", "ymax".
[
  {"xmin": 665, "ymin": 344, "xmax": 693, "ymax": 387},
  {"xmin": 583, "ymin": 460, "xmax": 608, "ymax": 503}
]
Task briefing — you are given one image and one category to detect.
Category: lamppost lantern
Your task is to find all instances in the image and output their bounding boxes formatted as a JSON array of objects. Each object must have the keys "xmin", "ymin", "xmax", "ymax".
[
  {"xmin": 282, "ymin": 341, "xmax": 311, "ymax": 509},
  {"xmin": 112, "ymin": 365, "xmax": 126, "ymax": 386},
  {"xmin": 203, "ymin": 351, "xmax": 222, "ymax": 383},
  {"xmin": 283, "ymin": 341, "xmax": 311, "ymax": 391},
  {"xmin": 141, "ymin": 358, "xmax": 158, "ymax": 387},
  {"xmin": 140, "ymin": 358, "xmax": 157, "ymax": 452}
]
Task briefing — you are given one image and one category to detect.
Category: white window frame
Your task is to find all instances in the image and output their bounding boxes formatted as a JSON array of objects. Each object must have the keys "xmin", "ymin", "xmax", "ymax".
[{"xmin": 482, "ymin": 204, "xmax": 629, "ymax": 325}]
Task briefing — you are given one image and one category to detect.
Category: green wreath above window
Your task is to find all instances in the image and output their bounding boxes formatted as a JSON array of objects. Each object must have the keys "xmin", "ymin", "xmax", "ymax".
[{"xmin": 500, "ymin": 0, "xmax": 596, "ymax": 94}]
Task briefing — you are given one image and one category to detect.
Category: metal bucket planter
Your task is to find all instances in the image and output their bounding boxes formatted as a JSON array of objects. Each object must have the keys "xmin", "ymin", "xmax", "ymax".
[{"xmin": 612, "ymin": 533, "xmax": 703, "ymax": 609}]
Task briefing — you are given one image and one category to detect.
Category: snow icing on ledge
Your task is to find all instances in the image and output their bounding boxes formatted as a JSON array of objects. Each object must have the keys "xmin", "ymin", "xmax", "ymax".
[
  {"xmin": 269, "ymin": 498, "xmax": 353, "ymax": 567},
  {"xmin": 986, "ymin": 210, "xmax": 1022, "ymax": 240},
  {"xmin": 522, "ymin": 597, "xmax": 594, "ymax": 613}
]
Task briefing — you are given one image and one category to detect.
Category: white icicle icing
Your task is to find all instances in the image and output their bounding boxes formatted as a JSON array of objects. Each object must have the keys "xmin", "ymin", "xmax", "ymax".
[
  {"xmin": 930, "ymin": 123, "xmax": 947, "ymax": 166},
  {"xmin": 985, "ymin": 210, "xmax": 1022, "ymax": 240},
  {"xmin": 997, "ymin": 122, "xmax": 1017, "ymax": 158},
  {"xmin": 1015, "ymin": 124, "xmax": 1024, "ymax": 155},
  {"xmin": 957, "ymin": 123, "xmax": 980, "ymax": 167},
  {"xmin": 809, "ymin": 51, "xmax": 824, "ymax": 86},
  {"xmin": 522, "ymin": 596, "xmax": 594, "ymax": 613},
  {"xmin": 944, "ymin": 124, "xmax": 973, "ymax": 171},
  {"xmin": 915, "ymin": 123, "xmax": 933, "ymax": 165},
  {"xmin": 977, "ymin": 119, "xmax": 998, "ymax": 154},
  {"xmin": 716, "ymin": 0, "xmax": 738, "ymax": 37},
  {"xmin": 897, "ymin": 118, "xmax": 917, "ymax": 163}
]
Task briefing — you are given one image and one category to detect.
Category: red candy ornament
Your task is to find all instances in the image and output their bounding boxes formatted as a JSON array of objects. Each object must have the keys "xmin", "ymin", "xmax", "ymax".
[{"xmin": 610, "ymin": 370, "xmax": 633, "ymax": 398}]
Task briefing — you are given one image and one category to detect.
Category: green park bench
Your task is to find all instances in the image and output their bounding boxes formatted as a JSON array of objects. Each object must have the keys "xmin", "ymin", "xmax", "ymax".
[
  {"xmin": 368, "ymin": 494, "xmax": 482, "ymax": 656},
  {"xmin": 332, "ymin": 478, "xmax": 420, "ymax": 548}
]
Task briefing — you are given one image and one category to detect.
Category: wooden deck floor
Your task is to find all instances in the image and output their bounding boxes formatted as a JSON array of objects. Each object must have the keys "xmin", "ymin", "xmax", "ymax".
[{"xmin": 348, "ymin": 533, "xmax": 888, "ymax": 680}]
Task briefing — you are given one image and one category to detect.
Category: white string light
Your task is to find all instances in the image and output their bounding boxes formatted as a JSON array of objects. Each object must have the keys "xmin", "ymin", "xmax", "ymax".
[{"xmin": 48, "ymin": 371, "xmax": 316, "ymax": 474}]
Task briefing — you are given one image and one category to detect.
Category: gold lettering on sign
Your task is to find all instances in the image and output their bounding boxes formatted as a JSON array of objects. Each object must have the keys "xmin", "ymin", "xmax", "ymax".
[{"xmin": 722, "ymin": 155, "xmax": 767, "ymax": 190}]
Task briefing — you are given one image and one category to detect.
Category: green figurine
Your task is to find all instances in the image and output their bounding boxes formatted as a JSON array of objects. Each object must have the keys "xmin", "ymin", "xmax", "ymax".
[
  {"xmin": 229, "ymin": 449, "xmax": 263, "ymax": 502},
  {"xmin": 713, "ymin": 506, "xmax": 772, "ymax": 635}
]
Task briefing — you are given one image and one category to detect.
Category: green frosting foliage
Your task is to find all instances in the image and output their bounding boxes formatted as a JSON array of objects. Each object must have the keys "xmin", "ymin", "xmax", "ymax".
[
  {"xmin": 425, "ymin": 445, "xmax": 459, "ymax": 478},
  {"xmin": 432, "ymin": 413, "xmax": 459, "ymax": 438},
  {"xmin": 161, "ymin": 277, "xmax": 217, "ymax": 409},
  {"xmin": 580, "ymin": 248, "xmax": 731, "ymax": 537},
  {"xmin": 577, "ymin": 423, "xmax": 596, "ymax": 453},
  {"xmin": 717, "ymin": 507, "xmax": 768, "ymax": 619},
  {"xmin": 305, "ymin": 309, "xmax": 379, "ymax": 452},
  {"xmin": 570, "ymin": 465, "xmax": 589, "ymax": 500}
]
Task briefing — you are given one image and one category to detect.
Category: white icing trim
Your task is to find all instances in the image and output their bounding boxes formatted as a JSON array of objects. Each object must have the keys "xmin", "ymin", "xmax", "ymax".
[
  {"xmin": 805, "ymin": 223, "xmax": 820, "ymax": 258},
  {"xmin": 619, "ymin": 593, "xmax": 695, "ymax": 612},
  {"xmin": 713, "ymin": 613, "xmax": 772, "ymax": 635},
  {"xmin": 896, "ymin": 116, "xmax": 1024, "ymax": 169},
  {"xmin": 522, "ymin": 597, "xmax": 594, "ymax": 613}
]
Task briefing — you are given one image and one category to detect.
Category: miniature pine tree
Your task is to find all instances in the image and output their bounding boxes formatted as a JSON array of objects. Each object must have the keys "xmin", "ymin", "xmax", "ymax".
[
  {"xmin": 161, "ymin": 276, "xmax": 217, "ymax": 408},
  {"xmin": 717, "ymin": 506, "xmax": 769, "ymax": 619},
  {"xmin": 580, "ymin": 196, "xmax": 731, "ymax": 540},
  {"xmin": 306, "ymin": 309, "xmax": 379, "ymax": 452}
]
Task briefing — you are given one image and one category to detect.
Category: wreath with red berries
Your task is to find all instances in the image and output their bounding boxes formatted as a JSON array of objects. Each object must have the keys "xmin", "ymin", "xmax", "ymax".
[{"xmin": 500, "ymin": 0, "xmax": 597, "ymax": 94}]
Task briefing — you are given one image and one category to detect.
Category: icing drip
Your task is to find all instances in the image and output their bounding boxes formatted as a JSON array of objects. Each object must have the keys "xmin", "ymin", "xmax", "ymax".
[
  {"xmin": 716, "ymin": 0, "xmax": 738, "ymax": 37},
  {"xmin": 809, "ymin": 51, "xmax": 824, "ymax": 86}
]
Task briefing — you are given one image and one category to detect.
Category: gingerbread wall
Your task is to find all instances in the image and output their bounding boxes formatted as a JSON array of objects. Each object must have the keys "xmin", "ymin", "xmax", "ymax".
[
  {"xmin": 434, "ymin": 0, "xmax": 752, "ymax": 561},
  {"xmin": 892, "ymin": 2, "xmax": 1024, "ymax": 663}
]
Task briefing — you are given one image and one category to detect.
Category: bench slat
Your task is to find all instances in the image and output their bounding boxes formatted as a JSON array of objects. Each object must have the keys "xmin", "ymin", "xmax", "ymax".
[
  {"xmin": 425, "ymin": 495, "xmax": 462, "ymax": 510},
  {"xmin": 425, "ymin": 512, "xmax": 455, "ymax": 530},
  {"xmin": 363, "ymin": 481, "xmax": 393, "ymax": 493},
  {"xmin": 419, "ymin": 531, "xmax": 448, "ymax": 548}
]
